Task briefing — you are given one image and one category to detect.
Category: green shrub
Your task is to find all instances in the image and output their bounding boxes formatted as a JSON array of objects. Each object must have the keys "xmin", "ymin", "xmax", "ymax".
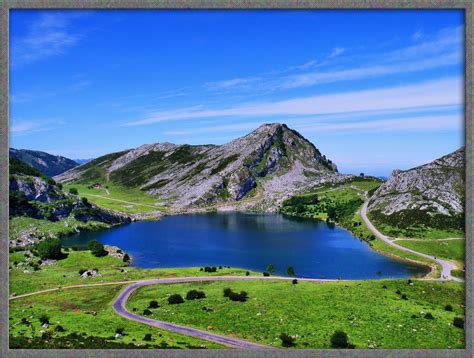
[
  {"xmin": 228, "ymin": 291, "xmax": 248, "ymax": 302},
  {"xmin": 445, "ymin": 304, "xmax": 453, "ymax": 312},
  {"xmin": 203, "ymin": 266, "xmax": 217, "ymax": 272},
  {"xmin": 245, "ymin": 271, "xmax": 250, "ymax": 276},
  {"xmin": 143, "ymin": 309, "xmax": 152, "ymax": 316},
  {"xmin": 453, "ymin": 317, "xmax": 464, "ymax": 329},
  {"xmin": 37, "ymin": 238, "xmax": 63, "ymax": 260},
  {"xmin": 78, "ymin": 269, "xmax": 86, "ymax": 275},
  {"xmin": 424, "ymin": 313, "xmax": 434, "ymax": 320},
  {"xmin": 186, "ymin": 290, "xmax": 206, "ymax": 300},
  {"xmin": 39, "ymin": 314, "xmax": 49, "ymax": 325},
  {"xmin": 330, "ymin": 330, "xmax": 354, "ymax": 348},
  {"xmin": 143, "ymin": 333, "xmax": 152, "ymax": 341},
  {"xmin": 123, "ymin": 254, "xmax": 130, "ymax": 263},
  {"xmin": 263, "ymin": 272, "xmax": 270, "ymax": 277},
  {"xmin": 148, "ymin": 300, "xmax": 159, "ymax": 309},
  {"xmin": 292, "ymin": 279, "xmax": 298, "ymax": 285},
  {"xmin": 115, "ymin": 328, "xmax": 124, "ymax": 335},
  {"xmin": 168, "ymin": 294, "xmax": 185, "ymax": 304},
  {"xmin": 223, "ymin": 288, "xmax": 232, "ymax": 297},
  {"xmin": 69, "ymin": 188, "xmax": 79, "ymax": 195},
  {"xmin": 279, "ymin": 332, "xmax": 296, "ymax": 347},
  {"xmin": 88, "ymin": 240, "xmax": 108, "ymax": 257},
  {"xmin": 55, "ymin": 325, "xmax": 65, "ymax": 332}
]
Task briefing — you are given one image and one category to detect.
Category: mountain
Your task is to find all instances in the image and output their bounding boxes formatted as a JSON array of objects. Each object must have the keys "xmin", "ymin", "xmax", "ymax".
[
  {"xmin": 367, "ymin": 147, "xmax": 465, "ymax": 233},
  {"xmin": 55, "ymin": 123, "xmax": 348, "ymax": 211},
  {"xmin": 74, "ymin": 158, "xmax": 94, "ymax": 165},
  {"xmin": 10, "ymin": 148, "xmax": 79, "ymax": 177}
]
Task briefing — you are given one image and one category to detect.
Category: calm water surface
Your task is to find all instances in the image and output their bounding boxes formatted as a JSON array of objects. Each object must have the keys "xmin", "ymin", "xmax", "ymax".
[{"xmin": 62, "ymin": 212, "xmax": 429, "ymax": 279}]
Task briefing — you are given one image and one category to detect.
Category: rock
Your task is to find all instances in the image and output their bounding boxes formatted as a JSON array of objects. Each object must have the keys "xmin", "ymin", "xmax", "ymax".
[
  {"xmin": 207, "ymin": 326, "xmax": 214, "ymax": 331},
  {"xmin": 42, "ymin": 323, "xmax": 49, "ymax": 329}
]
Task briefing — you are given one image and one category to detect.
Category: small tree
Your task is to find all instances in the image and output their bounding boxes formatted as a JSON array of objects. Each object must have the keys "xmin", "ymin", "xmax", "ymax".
[
  {"xmin": 123, "ymin": 254, "xmax": 130, "ymax": 263},
  {"xmin": 88, "ymin": 240, "xmax": 108, "ymax": 257},
  {"xmin": 115, "ymin": 327, "xmax": 125, "ymax": 335},
  {"xmin": 69, "ymin": 187, "xmax": 79, "ymax": 195},
  {"xmin": 263, "ymin": 272, "xmax": 270, "ymax": 277},
  {"xmin": 245, "ymin": 271, "xmax": 250, "ymax": 276},
  {"xmin": 168, "ymin": 294, "xmax": 184, "ymax": 304},
  {"xmin": 55, "ymin": 325, "xmax": 65, "ymax": 332},
  {"xmin": 424, "ymin": 313, "xmax": 434, "ymax": 320},
  {"xmin": 223, "ymin": 288, "xmax": 232, "ymax": 297},
  {"xmin": 279, "ymin": 333, "xmax": 296, "ymax": 347},
  {"xmin": 37, "ymin": 238, "xmax": 63, "ymax": 260},
  {"xmin": 292, "ymin": 279, "xmax": 298, "ymax": 285},
  {"xmin": 444, "ymin": 304, "xmax": 453, "ymax": 311},
  {"xmin": 143, "ymin": 309, "xmax": 152, "ymax": 316},
  {"xmin": 148, "ymin": 300, "xmax": 159, "ymax": 309},
  {"xmin": 286, "ymin": 266, "xmax": 295, "ymax": 277}
]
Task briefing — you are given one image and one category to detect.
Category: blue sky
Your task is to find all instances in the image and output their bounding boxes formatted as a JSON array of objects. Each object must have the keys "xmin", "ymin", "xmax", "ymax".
[{"xmin": 10, "ymin": 9, "xmax": 464, "ymax": 176}]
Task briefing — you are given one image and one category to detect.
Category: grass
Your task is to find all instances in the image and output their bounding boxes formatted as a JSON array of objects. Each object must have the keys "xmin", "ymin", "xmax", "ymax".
[
  {"xmin": 63, "ymin": 183, "xmax": 167, "ymax": 214},
  {"xmin": 368, "ymin": 220, "xmax": 464, "ymax": 240},
  {"xmin": 396, "ymin": 239, "xmax": 465, "ymax": 264},
  {"xmin": 126, "ymin": 279, "xmax": 465, "ymax": 349},
  {"xmin": 9, "ymin": 285, "xmax": 223, "ymax": 349},
  {"xmin": 9, "ymin": 216, "xmax": 110, "ymax": 241},
  {"xmin": 9, "ymin": 250, "xmax": 259, "ymax": 296}
]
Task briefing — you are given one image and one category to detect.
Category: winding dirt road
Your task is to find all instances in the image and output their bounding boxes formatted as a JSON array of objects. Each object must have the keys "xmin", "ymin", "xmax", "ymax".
[
  {"xmin": 360, "ymin": 199, "xmax": 463, "ymax": 282},
  {"xmin": 112, "ymin": 276, "xmax": 336, "ymax": 349}
]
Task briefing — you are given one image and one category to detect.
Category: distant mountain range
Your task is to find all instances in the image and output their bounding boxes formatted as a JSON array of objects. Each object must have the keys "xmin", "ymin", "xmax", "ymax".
[
  {"xmin": 73, "ymin": 159, "xmax": 94, "ymax": 165},
  {"xmin": 55, "ymin": 123, "xmax": 347, "ymax": 211},
  {"xmin": 9, "ymin": 148, "xmax": 79, "ymax": 177}
]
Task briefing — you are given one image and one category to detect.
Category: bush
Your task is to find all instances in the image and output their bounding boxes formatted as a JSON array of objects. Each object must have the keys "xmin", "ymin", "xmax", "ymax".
[
  {"xmin": 401, "ymin": 294, "xmax": 408, "ymax": 300},
  {"xmin": 395, "ymin": 289, "xmax": 401, "ymax": 295},
  {"xmin": 453, "ymin": 317, "xmax": 464, "ymax": 329},
  {"xmin": 279, "ymin": 332, "xmax": 296, "ymax": 347},
  {"xmin": 292, "ymin": 279, "xmax": 298, "ymax": 285},
  {"xmin": 88, "ymin": 240, "xmax": 108, "ymax": 257},
  {"xmin": 228, "ymin": 291, "xmax": 248, "ymax": 302},
  {"xmin": 148, "ymin": 300, "xmax": 159, "ymax": 309},
  {"xmin": 69, "ymin": 188, "xmax": 79, "ymax": 195},
  {"xmin": 445, "ymin": 304, "xmax": 453, "ymax": 312},
  {"xmin": 203, "ymin": 266, "xmax": 217, "ymax": 272},
  {"xmin": 143, "ymin": 333, "xmax": 152, "ymax": 341},
  {"xmin": 39, "ymin": 314, "xmax": 49, "ymax": 325},
  {"xmin": 245, "ymin": 271, "xmax": 250, "ymax": 276},
  {"xmin": 286, "ymin": 266, "xmax": 295, "ymax": 276},
  {"xmin": 37, "ymin": 238, "xmax": 63, "ymax": 260},
  {"xmin": 186, "ymin": 290, "xmax": 206, "ymax": 300},
  {"xmin": 78, "ymin": 269, "xmax": 86, "ymax": 275},
  {"xmin": 168, "ymin": 294, "xmax": 184, "ymax": 304},
  {"xmin": 115, "ymin": 328, "xmax": 124, "ymax": 335},
  {"xmin": 55, "ymin": 325, "xmax": 65, "ymax": 332},
  {"xmin": 424, "ymin": 313, "xmax": 434, "ymax": 320},
  {"xmin": 263, "ymin": 272, "xmax": 270, "ymax": 277},
  {"xmin": 123, "ymin": 254, "xmax": 130, "ymax": 263},
  {"xmin": 223, "ymin": 288, "xmax": 232, "ymax": 297},
  {"xmin": 143, "ymin": 309, "xmax": 152, "ymax": 316},
  {"xmin": 330, "ymin": 330, "xmax": 354, "ymax": 348}
]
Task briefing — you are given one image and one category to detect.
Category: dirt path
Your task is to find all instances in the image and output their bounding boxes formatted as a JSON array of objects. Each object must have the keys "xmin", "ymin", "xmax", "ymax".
[{"xmin": 360, "ymin": 196, "xmax": 463, "ymax": 282}]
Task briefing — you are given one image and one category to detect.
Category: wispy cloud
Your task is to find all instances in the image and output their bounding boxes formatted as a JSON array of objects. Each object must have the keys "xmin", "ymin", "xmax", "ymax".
[
  {"xmin": 329, "ymin": 47, "xmax": 345, "ymax": 58},
  {"xmin": 204, "ymin": 77, "xmax": 262, "ymax": 91},
  {"xmin": 10, "ymin": 119, "xmax": 64, "ymax": 136},
  {"xmin": 123, "ymin": 76, "xmax": 462, "ymax": 126},
  {"xmin": 11, "ymin": 12, "xmax": 86, "ymax": 66}
]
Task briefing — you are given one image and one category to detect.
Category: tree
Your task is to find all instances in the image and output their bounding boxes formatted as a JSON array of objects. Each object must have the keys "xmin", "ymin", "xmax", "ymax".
[
  {"xmin": 148, "ymin": 300, "xmax": 159, "ymax": 309},
  {"xmin": 330, "ymin": 330, "xmax": 354, "ymax": 348},
  {"xmin": 286, "ymin": 266, "xmax": 295, "ymax": 277},
  {"xmin": 327, "ymin": 206, "xmax": 337, "ymax": 221},
  {"xmin": 143, "ymin": 333, "xmax": 152, "ymax": 341},
  {"xmin": 266, "ymin": 264, "xmax": 275, "ymax": 275},
  {"xmin": 123, "ymin": 254, "xmax": 130, "ymax": 263},
  {"xmin": 360, "ymin": 173, "xmax": 365, "ymax": 177},
  {"xmin": 69, "ymin": 187, "xmax": 79, "ymax": 195},
  {"xmin": 39, "ymin": 314, "xmax": 49, "ymax": 325},
  {"xmin": 453, "ymin": 317, "xmax": 464, "ymax": 329},
  {"xmin": 37, "ymin": 238, "xmax": 63, "ymax": 260},
  {"xmin": 186, "ymin": 290, "xmax": 206, "ymax": 300},
  {"xmin": 88, "ymin": 240, "xmax": 108, "ymax": 257}
]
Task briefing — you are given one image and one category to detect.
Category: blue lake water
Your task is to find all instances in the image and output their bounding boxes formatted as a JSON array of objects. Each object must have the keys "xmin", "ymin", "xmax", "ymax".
[{"xmin": 62, "ymin": 212, "xmax": 430, "ymax": 279}]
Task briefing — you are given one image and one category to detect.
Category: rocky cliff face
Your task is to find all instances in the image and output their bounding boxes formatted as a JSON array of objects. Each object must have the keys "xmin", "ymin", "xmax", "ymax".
[
  {"xmin": 367, "ymin": 148, "xmax": 464, "ymax": 231},
  {"xmin": 10, "ymin": 148, "xmax": 79, "ymax": 177},
  {"xmin": 56, "ymin": 123, "xmax": 348, "ymax": 211}
]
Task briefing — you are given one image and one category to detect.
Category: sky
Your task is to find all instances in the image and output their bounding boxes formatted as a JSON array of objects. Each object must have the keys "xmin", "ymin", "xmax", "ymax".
[{"xmin": 10, "ymin": 9, "xmax": 464, "ymax": 177}]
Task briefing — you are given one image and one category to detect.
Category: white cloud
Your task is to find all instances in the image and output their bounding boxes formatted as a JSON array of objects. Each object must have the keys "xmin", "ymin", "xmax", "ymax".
[
  {"xmin": 329, "ymin": 47, "xmax": 345, "ymax": 58},
  {"xmin": 205, "ymin": 77, "xmax": 262, "ymax": 91},
  {"xmin": 124, "ymin": 77, "xmax": 462, "ymax": 126},
  {"xmin": 11, "ymin": 12, "xmax": 85, "ymax": 66}
]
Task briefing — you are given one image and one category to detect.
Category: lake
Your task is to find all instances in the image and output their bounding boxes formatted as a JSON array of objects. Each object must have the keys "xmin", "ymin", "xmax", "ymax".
[{"xmin": 62, "ymin": 212, "xmax": 430, "ymax": 279}]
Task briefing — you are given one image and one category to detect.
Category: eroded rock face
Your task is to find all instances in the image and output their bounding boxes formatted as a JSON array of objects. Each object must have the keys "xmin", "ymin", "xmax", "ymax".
[
  {"xmin": 368, "ymin": 147, "xmax": 464, "ymax": 230},
  {"xmin": 9, "ymin": 176, "xmax": 61, "ymax": 202},
  {"xmin": 56, "ymin": 123, "xmax": 346, "ymax": 212}
]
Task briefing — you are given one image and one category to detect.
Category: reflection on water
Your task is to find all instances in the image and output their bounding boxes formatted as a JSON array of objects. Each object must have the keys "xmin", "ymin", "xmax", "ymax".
[{"xmin": 62, "ymin": 212, "xmax": 430, "ymax": 279}]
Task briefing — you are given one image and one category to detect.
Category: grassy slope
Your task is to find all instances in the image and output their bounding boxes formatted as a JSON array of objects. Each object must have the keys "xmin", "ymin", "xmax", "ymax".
[
  {"xmin": 127, "ymin": 279, "xmax": 465, "ymax": 349},
  {"xmin": 9, "ymin": 216, "xmax": 110, "ymax": 241},
  {"xmin": 9, "ymin": 285, "xmax": 223, "ymax": 349},
  {"xmin": 368, "ymin": 220, "xmax": 464, "ymax": 240},
  {"xmin": 9, "ymin": 250, "xmax": 259, "ymax": 295},
  {"xmin": 63, "ymin": 183, "xmax": 167, "ymax": 215},
  {"xmin": 396, "ymin": 239, "xmax": 465, "ymax": 264}
]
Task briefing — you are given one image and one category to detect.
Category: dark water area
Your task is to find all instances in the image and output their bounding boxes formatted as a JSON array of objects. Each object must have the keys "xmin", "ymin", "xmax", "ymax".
[{"xmin": 62, "ymin": 212, "xmax": 429, "ymax": 279}]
